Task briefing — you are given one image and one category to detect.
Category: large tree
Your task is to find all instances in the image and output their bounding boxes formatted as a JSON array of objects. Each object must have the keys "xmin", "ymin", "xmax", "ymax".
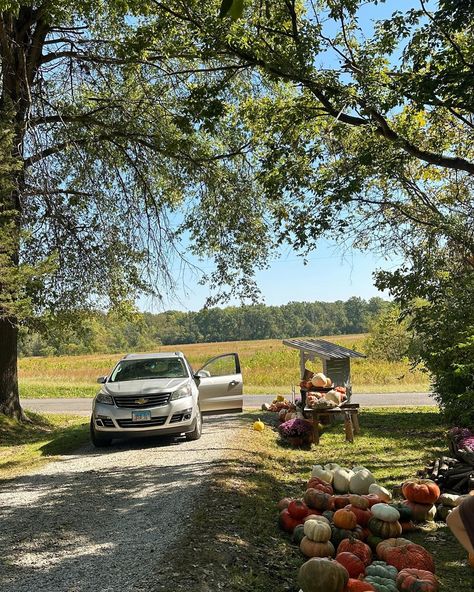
[
  {"xmin": 145, "ymin": 0, "xmax": 474, "ymax": 417},
  {"xmin": 0, "ymin": 1, "xmax": 266, "ymax": 419}
]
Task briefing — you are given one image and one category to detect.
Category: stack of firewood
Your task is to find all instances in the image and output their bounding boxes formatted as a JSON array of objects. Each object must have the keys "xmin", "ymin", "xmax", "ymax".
[{"xmin": 418, "ymin": 455, "xmax": 474, "ymax": 493}]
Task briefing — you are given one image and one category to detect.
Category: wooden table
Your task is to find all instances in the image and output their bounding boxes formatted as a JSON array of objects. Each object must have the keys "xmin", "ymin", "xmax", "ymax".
[{"xmin": 304, "ymin": 403, "xmax": 360, "ymax": 444}]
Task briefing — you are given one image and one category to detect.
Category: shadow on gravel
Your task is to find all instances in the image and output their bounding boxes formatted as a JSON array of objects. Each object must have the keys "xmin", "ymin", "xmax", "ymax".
[{"xmin": 0, "ymin": 413, "xmax": 247, "ymax": 592}]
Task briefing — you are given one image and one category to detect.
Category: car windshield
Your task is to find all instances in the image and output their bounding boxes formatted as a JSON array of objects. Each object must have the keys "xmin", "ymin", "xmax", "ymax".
[{"xmin": 109, "ymin": 358, "xmax": 188, "ymax": 382}]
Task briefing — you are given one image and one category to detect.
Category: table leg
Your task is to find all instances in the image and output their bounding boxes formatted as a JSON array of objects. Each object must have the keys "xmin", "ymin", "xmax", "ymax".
[
  {"xmin": 352, "ymin": 411, "xmax": 360, "ymax": 434},
  {"xmin": 344, "ymin": 412, "xmax": 354, "ymax": 443},
  {"xmin": 313, "ymin": 411, "xmax": 320, "ymax": 445}
]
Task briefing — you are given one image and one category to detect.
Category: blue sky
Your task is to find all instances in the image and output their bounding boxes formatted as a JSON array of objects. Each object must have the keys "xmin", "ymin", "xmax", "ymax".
[{"xmin": 139, "ymin": 240, "xmax": 402, "ymax": 312}]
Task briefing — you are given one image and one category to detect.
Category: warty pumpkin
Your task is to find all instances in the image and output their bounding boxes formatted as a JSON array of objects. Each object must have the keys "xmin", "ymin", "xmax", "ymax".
[
  {"xmin": 349, "ymin": 495, "xmax": 371, "ymax": 510},
  {"xmin": 337, "ymin": 538, "xmax": 372, "ymax": 566},
  {"xmin": 377, "ymin": 542, "xmax": 435, "ymax": 573},
  {"xmin": 297, "ymin": 557, "xmax": 349, "ymax": 592},
  {"xmin": 307, "ymin": 477, "xmax": 334, "ymax": 495},
  {"xmin": 396, "ymin": 568, "xmax": 438, "ymax": 591},
  {"xmin": 335, "ymin": 551, "xmax": 365, "ymax": 578},
  {"xmin": 300, "ymin": 536, "xmax": 336, "ymax": 558},
  {"xmin": 345, "ymin": 579, "xmax": 376, "ymax": 592},
  {"xmin": 304, "ymin": 488, "xmax": 333, "ymax": 511}
]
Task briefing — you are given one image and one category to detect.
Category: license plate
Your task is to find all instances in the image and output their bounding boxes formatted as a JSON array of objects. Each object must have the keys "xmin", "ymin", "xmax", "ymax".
[{"xmin": 132, "ymin": 410, "xmax": 151, "ymax": 422}]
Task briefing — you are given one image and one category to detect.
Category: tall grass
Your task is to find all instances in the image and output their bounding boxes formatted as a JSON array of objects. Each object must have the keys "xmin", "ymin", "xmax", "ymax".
[{"xmin": 18, "ymin": 334, "xmax": 429, "ymax": 397}]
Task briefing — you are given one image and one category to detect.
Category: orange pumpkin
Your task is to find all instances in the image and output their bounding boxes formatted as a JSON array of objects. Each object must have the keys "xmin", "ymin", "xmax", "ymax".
[
  {"xmin": 334, "ymin": 509, "xmax": 358, "ymax": 530},
  {"xmin": 345, "ymin": 504, "xmax": 372, "ymax": 527},
  {"xmin": 396, "ymin": 568, "xmax": 438, "ymax": 591},
  {"xmin": 401, "ymin": 479, "xmax": 440, "ymax": 505}
]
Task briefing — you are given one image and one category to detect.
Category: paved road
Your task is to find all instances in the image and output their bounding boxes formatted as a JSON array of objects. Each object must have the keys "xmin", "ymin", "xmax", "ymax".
[
  {"xmin": 21, "ymin": 392, "xmax": 435, "ymax": 416},
  {"xmin": 0, "ymin": 414, "xmax": 243, "ymax": 592}
]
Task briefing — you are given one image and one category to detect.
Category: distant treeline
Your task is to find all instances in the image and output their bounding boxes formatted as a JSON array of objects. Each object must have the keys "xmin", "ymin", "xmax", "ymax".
[{"xmin": 19, "ymin": 297, "xmax": 389, "ymax": 357}]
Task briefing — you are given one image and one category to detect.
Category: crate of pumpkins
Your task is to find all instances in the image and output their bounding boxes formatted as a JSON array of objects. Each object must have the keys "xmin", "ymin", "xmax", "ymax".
[{"xmin": 278, "ymin": 464, "xmax": 440, "ymax": 592}]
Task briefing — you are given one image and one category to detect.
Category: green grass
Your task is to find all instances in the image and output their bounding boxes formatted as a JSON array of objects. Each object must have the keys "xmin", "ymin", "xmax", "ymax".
[
  {"xmin": 155, "ymin": 408, "xmax": 472, "ymax": 591},
  {"xmin": 18, "ymin": 334, "xmax": 430, "ymax": 398},
  {"xmin": 0, "ymin": 412, "xmax": 89, "ymax": 480}
]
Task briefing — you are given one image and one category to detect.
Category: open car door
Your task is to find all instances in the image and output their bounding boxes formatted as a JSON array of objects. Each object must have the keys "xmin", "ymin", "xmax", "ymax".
[{"xmin": 195, "ymin": 353, "xmax": 243, "ymax": 414}]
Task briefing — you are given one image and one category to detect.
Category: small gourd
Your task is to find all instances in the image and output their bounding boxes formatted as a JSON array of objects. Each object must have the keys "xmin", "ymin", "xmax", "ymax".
[{"xmin": 253, "ymin": 418, "xmax": 265, "ymax": 431}]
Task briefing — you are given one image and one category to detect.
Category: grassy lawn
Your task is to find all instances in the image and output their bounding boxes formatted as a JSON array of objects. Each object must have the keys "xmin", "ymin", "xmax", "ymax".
[
  {"xmin": 0, "ymin": 412, "xmax": 89, "ymax": 480},
  {"xmin": 18, "ymin": 334, "xmax": 429, "ymax": 398},
  {"xmin": 155, "ymin": 407, "xmax": 472, "ymax": 591}
]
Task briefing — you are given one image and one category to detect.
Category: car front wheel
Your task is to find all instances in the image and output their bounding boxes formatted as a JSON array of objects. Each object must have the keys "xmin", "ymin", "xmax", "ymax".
[
  {"xmin": 185, "ymin": 407, "xmax": 202, "ymax": 441},
  {"xmin": 90, "ymin": 418, "xmax": 113, "ymax": 447}
]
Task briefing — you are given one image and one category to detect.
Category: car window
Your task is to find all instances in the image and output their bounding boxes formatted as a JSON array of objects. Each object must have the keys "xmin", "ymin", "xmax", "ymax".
[
  {"xmin": 109, "ymin": 358, "xmax": 188, "ymax": 382},
  {"xmin": 199, "ymin": 354, "xmax": 239, "ymax": 377}
]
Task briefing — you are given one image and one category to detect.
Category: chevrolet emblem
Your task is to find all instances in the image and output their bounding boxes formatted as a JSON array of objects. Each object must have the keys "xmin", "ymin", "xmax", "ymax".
[{"xmin": 135, "ymin": 397, "xmax": 148, "ymax": 405}]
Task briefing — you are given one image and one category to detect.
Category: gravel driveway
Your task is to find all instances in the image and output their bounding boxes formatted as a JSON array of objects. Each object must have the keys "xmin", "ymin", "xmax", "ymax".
[{"xmin": 0, "ymin": 415, "xmax": 244, "ymax": 592}]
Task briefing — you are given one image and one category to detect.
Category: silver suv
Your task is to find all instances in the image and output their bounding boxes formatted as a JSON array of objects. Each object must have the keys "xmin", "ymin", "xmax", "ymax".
[{"xmin": 90, "ymin": 352, "xmax": 243, "ymax": 446}]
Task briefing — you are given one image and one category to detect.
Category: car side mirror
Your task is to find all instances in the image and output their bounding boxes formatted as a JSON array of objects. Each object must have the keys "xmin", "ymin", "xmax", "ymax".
[
  {"xmin": 97, "ymin": 375, "xmax": 107, "ymax": 384},
  {"xmin": 195, "ymin": 370, "xmax": 211, "ymax": 378}
]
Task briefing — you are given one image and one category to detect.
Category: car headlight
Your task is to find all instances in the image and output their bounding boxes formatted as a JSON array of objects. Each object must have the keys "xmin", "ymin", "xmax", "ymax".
[
  {"xmin": 96, "ymin": 392, "xmax": 114, "ymax": 405},
  {"xmin": 170, "ymin": 384, "xmax": 192, "ymax": 400}
]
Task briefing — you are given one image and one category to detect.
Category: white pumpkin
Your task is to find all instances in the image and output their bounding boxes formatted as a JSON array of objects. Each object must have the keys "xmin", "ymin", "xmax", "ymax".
[
  {"xmin": 369, "ymin": 483, "xmax": 392, "ymax": 502},
  {"xmin": 352, "ymin": 465, "xmax": 369, "ymax": 473},
  {"xmin": 333, "ymin": 468, "xmax": 354, "ymax": 493},
  {"xmin": 304, "ymin": 519, "xmax": 332, "ymax": 542},
  {"xmin": 324, "ymin": 463, "xmax": 341, "ymax": 472},
  {"xmin": 371, "ymin": 503, "xmax": 400, "ymax": 523},
  {"xmin": 305, "ymin": 514, "xmax": 331, "ymax": 526},
  {"xmin": 438, "ymin": 493, "xmax": 460, "ymax": 508},
  {"xmin": 323, "ymin": 390, "xmax": 340, "ymax": 405},
  {"xmin": 311, "ymin": 465, "xmax": 333, "ymax": 484},
  {"xmin": 349, "ymin": 468, "xmax": 376, "ymax": 495},
  {"xmin": 311, "ymin": 372, "xmax": 328, "ymax": 387}
]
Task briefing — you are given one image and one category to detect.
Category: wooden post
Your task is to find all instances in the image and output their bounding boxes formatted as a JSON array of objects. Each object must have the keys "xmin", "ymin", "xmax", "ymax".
[{"xmin": 344, "ymin": 412, "xmax": 354, "ymax": 443}]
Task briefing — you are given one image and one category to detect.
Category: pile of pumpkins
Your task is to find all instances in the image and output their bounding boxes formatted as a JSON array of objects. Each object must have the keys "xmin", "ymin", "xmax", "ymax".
[{"xmin": 278, "ymin": 464, "xmax": 441, "ymax": 592}]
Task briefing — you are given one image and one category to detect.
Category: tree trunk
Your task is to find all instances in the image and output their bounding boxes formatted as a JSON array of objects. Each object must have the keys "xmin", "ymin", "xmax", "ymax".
[{"xmin": 0, "ymin": 317, "xmax": 25, "ymax": 420}]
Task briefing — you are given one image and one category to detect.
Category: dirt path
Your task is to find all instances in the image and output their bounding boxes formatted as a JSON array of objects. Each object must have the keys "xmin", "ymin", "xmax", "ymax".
[{"xmin": 0, "ymin": 415, "xmax": 245, "ymax": 592}]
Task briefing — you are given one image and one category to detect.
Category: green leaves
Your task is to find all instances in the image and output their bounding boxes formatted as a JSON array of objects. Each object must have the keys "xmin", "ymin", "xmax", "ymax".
[{"xmin": 219, "ymin": 0, "xmax": 245, "ymax": 20}]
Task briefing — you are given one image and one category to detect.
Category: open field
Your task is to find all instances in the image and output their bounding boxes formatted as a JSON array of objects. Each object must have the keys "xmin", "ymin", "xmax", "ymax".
[
  {"xmin": 156, "ymin": 407, "xmax": 472, "ymax": 591},
  {"xmin": 18, "ymin": 334, "xmax": 430, "ymax": 398},
  {"xmin": 0, "ymin": 412, "xmax": 89, "ymax": 480}
]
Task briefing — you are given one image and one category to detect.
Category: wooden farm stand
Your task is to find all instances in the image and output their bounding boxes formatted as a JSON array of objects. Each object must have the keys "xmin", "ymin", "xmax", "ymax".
[{"xmin": 283, "ymin": 338, "xmax": 366, "ymax": 444}]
